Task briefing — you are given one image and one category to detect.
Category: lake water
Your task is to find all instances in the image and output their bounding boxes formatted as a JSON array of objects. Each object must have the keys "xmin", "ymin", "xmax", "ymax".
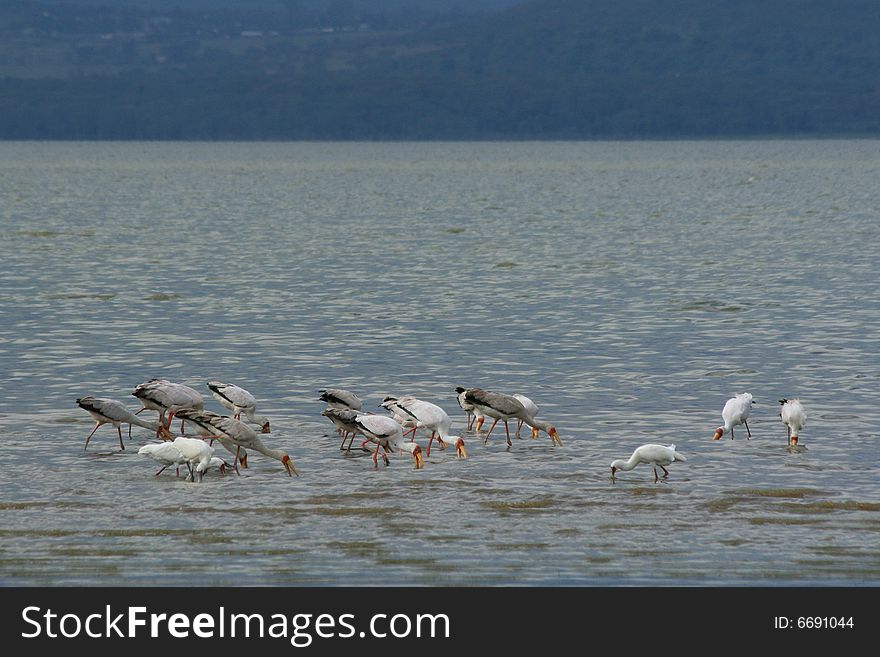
[{"xmin": 0, "ymin": 140, "xmax": 878, "ymax": 586}]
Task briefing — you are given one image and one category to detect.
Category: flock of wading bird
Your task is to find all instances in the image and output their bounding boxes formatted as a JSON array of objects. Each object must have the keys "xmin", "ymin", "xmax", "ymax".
[{"xmin": 75, "ymin": 381, "xmax": 809, "ymax": 484}]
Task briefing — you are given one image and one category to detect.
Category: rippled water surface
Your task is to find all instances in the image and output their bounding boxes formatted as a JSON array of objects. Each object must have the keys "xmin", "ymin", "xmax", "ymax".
[{"xmin": 1, "ymin": 140, "xmax": 878, "ymax": 586}]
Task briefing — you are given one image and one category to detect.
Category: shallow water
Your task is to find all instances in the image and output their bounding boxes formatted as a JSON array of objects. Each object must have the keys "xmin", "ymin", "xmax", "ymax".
[{"xmin": 1, "ymin": 140, "xmax": 878, "ymax": 585}]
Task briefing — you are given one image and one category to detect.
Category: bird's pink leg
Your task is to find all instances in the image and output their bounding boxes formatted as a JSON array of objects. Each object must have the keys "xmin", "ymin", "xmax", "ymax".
[
  {"xmin": 516, "ymin": 419, "xmax": 523, "ymax": 437},
  {"xmin": 83, "ymin": 423, "xmax": 102, "ymax": 450},
  {"xmin": 427, "ymin": 432, "xmax": 436, "ymax": 456},
  {"xmin": 504, "ymin": 421, "xmax": 512, "ymax": 446},
  {"xmin": 467, "ymin": 414, "xmax": 475, "ymax": 431},
  {"xmin": 484, "ymin": 419, "xmax": 500, "ymax": 444},
  {"xmin": 117, "ymin": 426, "xmax": 125, "ymax": 450},
  {"xmin": 373, "ymin": 443, "xmax": 381, "ymax": 465}
]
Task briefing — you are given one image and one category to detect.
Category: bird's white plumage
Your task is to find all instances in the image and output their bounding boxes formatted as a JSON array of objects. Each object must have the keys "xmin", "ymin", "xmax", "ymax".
[
  {"xmin": 779, "ymin": 398, "xmax": 807, "ymax": 445},
  {"xmin": 610, "ymin": 444, "xmax": 687, "ymax": 482},
  {"xmin": 354, "ymin": 413, "xmax": 423, "ymax": 468},
  {"xmin": 713, "ymin": 392, "xmax": 754, "ymax": 440},
  {"xmin": 138, "ymin": 442, "xmax": 188, "ymax": 476},
  {"xmin": 395, "ymin": 397, "xmax": 467, "ymax": 458},
  {"xmin": 173, "ymin": 436, "xmax": 215, "ymax": 479}
]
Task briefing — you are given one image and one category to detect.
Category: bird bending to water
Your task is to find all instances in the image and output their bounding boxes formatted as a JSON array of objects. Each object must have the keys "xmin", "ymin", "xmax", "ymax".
[
  {"xmin": 77, "ymin": 396, "xmax": 171, "ymax": 450},
  {"xmin": 463, "ymin": 388, "xmax": 561, "ymax": 448},
  {"xmin": 172, "ymin": 436, "xmax": 217, "ymax": 482},
  {"xmin": 393, "ymin": 397, "xmax": 467, "ymax": 459},
  {"xmin": 712, "ymin": 393, "xmax": 754, "ymax": 440},
  {"xmin": 321, "ymin": 407, "xmax": 366, "ymax": 450},
  {"xmin": 779, "ymin": 398, "xmax": 807, "ymax": 446},
  {"xmin": 319, "ymin": 389, "xmax": 363, "ymax": 411},
  {"xmin": 132, "ymin": 379, "xmax": 204, "ymax": 435},
  {"xmin": 138, "ymin": 442, "xmax": 188, "ymax": 477},
  {"xmin": 353, "ymin": 414, "xmax": 424, "ymax": 469},
  {"xmin": 611, "ymin": 444, "xmax": 687, "ymax": 483},
  {"xmin": 207, "ymin": 381, "xmax": 270, "ymax": 433},
  {"xmin": 174, "ymin": 408, "xmax": 297, "ymax": 476}
]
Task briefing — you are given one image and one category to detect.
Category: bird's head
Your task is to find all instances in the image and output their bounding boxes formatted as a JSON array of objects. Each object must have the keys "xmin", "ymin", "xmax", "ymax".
[
  {"xmin": 789, "ymin": 435, "xmax": 799, "ymax": 446},
  {"xmin": 404, "ymin": 443, "xmax": 425, "ymax": 470},
  {"xmin": 261, "ymin": 420, "xmax": 271, "ymax": 434},
  {"xmin": 454, "ymin": 437, "xmax": 468, "ymax": 459},
  {"xmin": 547, "ymin": 426, "xmax": 562, "ymax": 446},
  {"xmin": 282, "ymin": 453, "xmax": 298, "ymax": 477},
  {"xmin": 158, "ymin": 425, "xmax": 173, "ymax": 441},
  {"xmin": 610, "ymin": 463, "xmax": 619, "ymax": 480},
  {"xmin": 712, "ymin": 427, "xmax": 724, "ymax": 441},
  {"xmin": 239, "ymin": 453, "xmax": 248, "ymax": 469}
]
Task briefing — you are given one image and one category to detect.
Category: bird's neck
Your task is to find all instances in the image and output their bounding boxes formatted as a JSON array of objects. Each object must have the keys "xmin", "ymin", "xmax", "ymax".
[
  {"xmin": 398, "ymin": 441, "xmax": 419, "ymax": 455},
  {"xmin": 612, "ymin": 457, "xmax": 638, "ymax": 472},
  {"xmin": 250, "ymin": 436, "xmax": 286, "ymax": 462},
  {"xmin": 132, "ymin": 416, "xmax": 160, "ymax": 431},
  {"xmin": 525, "ymin": 417, "xmax": 553, "ymax": 433},
  {"xmin": 243, "ymin": 409, "xmax": 268, "ymax": 425}
]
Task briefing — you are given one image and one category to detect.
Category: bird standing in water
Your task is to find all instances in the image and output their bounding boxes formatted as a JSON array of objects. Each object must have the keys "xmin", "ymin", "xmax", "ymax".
[
  {"xmin": 611, "ymin": 444, "xmax": 687, "ymax": 483},
  {"xmin": 712, "ymin": 393, "xmax": 754, "ymax": 440},
  {"xmin": 779, "ymin": 398, "xmax": 807, "ymax": 446}
]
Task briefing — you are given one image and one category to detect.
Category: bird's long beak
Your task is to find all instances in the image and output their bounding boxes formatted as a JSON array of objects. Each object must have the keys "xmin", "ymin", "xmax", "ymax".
[
  {"xmin": 549, "ymin": 428, "xmax": 563, "ymax": 447},
  {"xmin": 159, "ymin": 426, "xmax": 173, "ymax": 441},
  {"xmin": 413, "ymin": 448, "xmax": 424, "ymax": 469},
  {"xmin": 240, "ymin": 453, "xmax": 248, "ymax": 469},
  {"xmin": 712, "ymin": 428, "xmax": 723, "ymax": 441},
  {"xmin": 218, "ymin": 462, "xmax": 227, "ymax": 474},
  {"xmin": 530, "ymin": 427, "xmax": 539, "ymax": 440},
  {"xmin": 474, "ymin": 417, "xmax": 484, "ymax": 432},
  {"xmin": 456, "ymin": 442, "xmax": 468, "ymax": 459},
  {"xmin": 282, "ymin": 455, "xmax": 298, "ymax": 477},
  {"xmin": 610, "ymin": 466, "xmax": 617, "ymax": 482},
  {"xmin": 261, "ymin": 421, "xmax": 271, "ymax": 434}
]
